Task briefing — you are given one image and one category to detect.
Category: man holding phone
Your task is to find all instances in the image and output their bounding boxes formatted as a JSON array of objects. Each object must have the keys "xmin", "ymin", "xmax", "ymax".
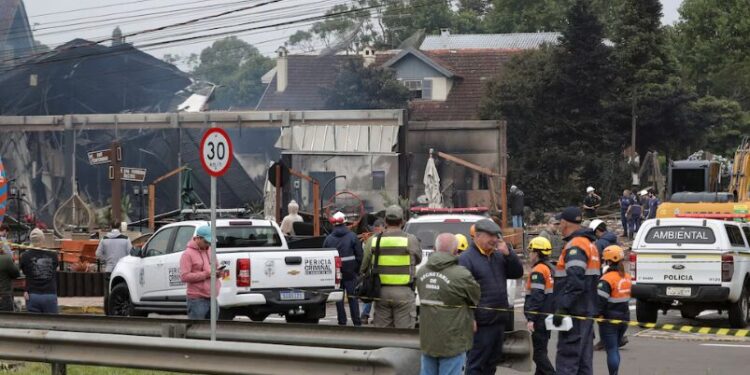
[{"xmin": 179, "ymin": 225, "xmax": 222, "ymax": 319}]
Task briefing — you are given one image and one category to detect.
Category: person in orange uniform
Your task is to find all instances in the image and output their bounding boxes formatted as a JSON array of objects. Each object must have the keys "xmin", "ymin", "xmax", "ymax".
[
  {"xmin": 552, "ymin": 207, "xmax": 600, "ymax": 375},
  {"xmin": 596, "ymin": 245, "xmax": 632, "ymax": 375},
  {"xmin": 524, "ymin": 237, "xmax": 556, "ymax": 375}
]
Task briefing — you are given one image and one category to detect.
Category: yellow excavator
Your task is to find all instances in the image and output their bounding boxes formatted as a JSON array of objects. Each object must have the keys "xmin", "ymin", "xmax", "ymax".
[{"xmin": 657, "ymin": 138, "xmax": 750, "ymax": 219}]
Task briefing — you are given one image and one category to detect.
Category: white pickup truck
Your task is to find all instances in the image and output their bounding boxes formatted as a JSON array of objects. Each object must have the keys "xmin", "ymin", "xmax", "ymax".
[
  {"xmin": 632, "ymin": 218, "xmax": 750, "ymax": 328},
  {"xmin": 107, "ymin": 219, "xmax": 343, "ymax": 323}
]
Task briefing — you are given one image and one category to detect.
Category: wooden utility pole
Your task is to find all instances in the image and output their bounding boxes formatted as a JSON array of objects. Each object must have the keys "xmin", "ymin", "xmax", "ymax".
[{"xmin": 110, "ymin": 141, "xmax": 122, "ymax": 227}]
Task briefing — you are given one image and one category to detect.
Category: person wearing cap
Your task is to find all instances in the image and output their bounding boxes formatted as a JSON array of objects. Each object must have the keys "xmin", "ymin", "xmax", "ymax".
[
  {"xmin": 552, "ymin": 207, "xmax": 600, "ymax": 375},
  {"xmin": 0, "ymin": 229, "xmax": 20, "ymax": 312},
  {"xmin": 324, "ymin": 211, "xmax": 363, "ymax": 326},
  {"xmin": 589, "ymin": 220, "xmax": 619, "ymax": 258},
  {"xmin": 20, "ymin": 228, "xmax": 59, "ymax": 313},
  {"xmin": 360, "ymin": 205, "xmax": 422, "ymax": 328},
  {"xmin": 509, "ymin": 185, "xmax": 525, "ymax": 228},
  {"xmin": 360, "ymin": 219, "xmax": 385, "ymax": 325},
  {"xmin": 458, "ymin": 219, "xmax": 524, "ymax": 375},
  {"xmin": 280, "ymin": 200, "xmax": 303, "ymax": 236},
  {"xmin": 524, "ymin": 237, "xmax": 556, "ymax": 375},
  {"xmin": 417, "ymin": 233, "xmax": 480, "ymax": 375},
  {"xmin": 583, "ymin": 187, "xmax": 601, "ymax": 219},
  {"xmin": 179, "ymin": 225, "xmax": 221, "ymax": 319}
]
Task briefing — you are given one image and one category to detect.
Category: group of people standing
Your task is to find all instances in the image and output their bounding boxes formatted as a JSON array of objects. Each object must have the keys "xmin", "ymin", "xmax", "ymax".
[
  {"xmin": 619, "ymin": 189, "xmax": 660, "ymax": 239},
  {"xmin": 525, "ymin": 207, "xmax": 632, "ymax": 375}
]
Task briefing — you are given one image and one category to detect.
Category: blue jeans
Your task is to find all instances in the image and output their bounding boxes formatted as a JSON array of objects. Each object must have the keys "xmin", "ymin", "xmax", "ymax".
[
  {"xmin": 512, "ymin": 215, "xmax": 523, "ymax": 228},
  {"xmin": 362, "ymin": 302, "xmax": 372, "ymax": 316},
  {"xmin": 187, "ymin": 297, "xmax": 211, "ymax": 319},
  {"xmin": 336, "ymin": 279, "xmax": 361, "ymax": 325},
  {"xmin": 420, "ymin": 352, "xmax": 466, "ymax": 375},
  {"xmin": 27, "ymin": 293, "xmax": 58, "ymax": 314},
  {"xmin": 600, "ymin": 323, "xmax": 627, "ymax": 375}
]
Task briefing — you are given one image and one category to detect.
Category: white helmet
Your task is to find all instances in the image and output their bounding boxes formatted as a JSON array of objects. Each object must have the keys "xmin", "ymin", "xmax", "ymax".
[
  {"xmin": 586, "ymin": 186, "xmax": 595, "ymax": 193},
  {"xmin": 589, "ymin": 219, "xmax": 605, "ymax": 231}
]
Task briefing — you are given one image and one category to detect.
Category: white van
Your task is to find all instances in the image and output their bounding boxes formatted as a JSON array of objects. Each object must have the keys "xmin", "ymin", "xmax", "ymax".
[{"xmin": 631, "ymin": 218, "xmax": 750, "ymax": 328}]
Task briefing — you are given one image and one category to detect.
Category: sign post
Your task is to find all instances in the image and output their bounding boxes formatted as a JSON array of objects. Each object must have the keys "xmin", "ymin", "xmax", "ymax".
[{"xmin": 199, "ymin": 127, "xmax": 233, "ymax": 341}]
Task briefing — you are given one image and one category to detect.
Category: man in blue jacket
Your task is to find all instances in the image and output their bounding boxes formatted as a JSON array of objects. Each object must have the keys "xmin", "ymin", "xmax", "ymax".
[
  {"xmin": 323, "ymin": 212, "xmax": 363, "ymax": 326},
  {"xmin": 589, "ymin": 220, "xmax": 619, "ymax": 257},
  {"xmin": 459, "ymin": 219, "xmax": 524, "ymax": 375}
]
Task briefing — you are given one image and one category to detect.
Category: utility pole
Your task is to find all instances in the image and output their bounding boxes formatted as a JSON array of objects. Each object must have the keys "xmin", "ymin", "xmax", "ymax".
[{"xmin": 110, "ymin": 141, "xmax": 122, "ymax": 226}]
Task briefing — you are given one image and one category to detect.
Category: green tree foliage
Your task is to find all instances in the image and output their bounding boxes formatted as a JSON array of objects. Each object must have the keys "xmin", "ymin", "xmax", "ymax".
[
  {"xmin": 481, "ymin": 0, "xmax": 628, "ymax": 207},
  {"xmin": 288, "ymin": 1, "xmax": 386, "ymax": 52},
  {"xmin": 609, "ymin": 0, "xmax": 698, "ymax": 158},
  {"xmin": 674, "ymin": 0, "xmax": 750, "ymax": 107},
  {"xmin": 484, "ymin": 0, "xmax": 572, "ymax": 33},
  {"xmin": 690, "ymin": 96, "xmax": 750, "ymax": 156},
  {"xmin": 191, "ymin": 37, "xmax": 273, "ymax": 110},
  {"xmin": 320, "ymin": 58, "xmax": 409, "ymax": 110},
  {"xmin": 382, "ymin": 0, "xmax": 455, "ymax": 48}
]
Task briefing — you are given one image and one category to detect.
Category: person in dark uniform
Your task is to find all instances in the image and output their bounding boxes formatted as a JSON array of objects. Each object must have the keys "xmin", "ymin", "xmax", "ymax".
[
  {"xmin": 552, "ymin": 207, "xmax": 600, "ymax": 375},
  {"xmin": 583, "ymin": 187, "xmax": 601, "ymax": 219},
  {"xmin": 323, "ymin": 211, "xmax": 363, "ymax": 326}
]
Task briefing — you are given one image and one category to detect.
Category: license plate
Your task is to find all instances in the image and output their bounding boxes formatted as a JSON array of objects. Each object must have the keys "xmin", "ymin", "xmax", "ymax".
[
  {"xmin": 280, "ymin": 291, "xmax": 305, "ymax": 300},
  {"xmin": 666, "ymin": 287, "xmax": 692, "ymax": 297}
]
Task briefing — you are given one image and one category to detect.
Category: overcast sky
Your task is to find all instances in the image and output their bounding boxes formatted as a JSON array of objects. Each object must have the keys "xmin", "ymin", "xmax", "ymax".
[{"xmin": 24, "ymin": 0, "xmax": 685, "ymax": 61}]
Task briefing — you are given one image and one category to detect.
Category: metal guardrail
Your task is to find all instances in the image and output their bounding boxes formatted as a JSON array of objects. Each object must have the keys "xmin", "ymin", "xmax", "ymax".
[
  {"xmin": 0, "ymin": 328, "xmax": 419, "ymax": 375},
  {"xmin": 0, "ymin": 313, "xmax": 533, "ymax": 372}
]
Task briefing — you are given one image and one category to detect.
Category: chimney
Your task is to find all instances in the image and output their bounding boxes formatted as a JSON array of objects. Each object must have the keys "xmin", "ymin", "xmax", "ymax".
[
  {"xmin": 440, "ymin": 28, "xmax": 450, "ymax": 37},
  {"xmin": 276, "ymin": 46, "xmax": 288, "ymax": 93},
  {"xmin": 361, "ymin": 46, "xmax": 376, "ymax": 67}
]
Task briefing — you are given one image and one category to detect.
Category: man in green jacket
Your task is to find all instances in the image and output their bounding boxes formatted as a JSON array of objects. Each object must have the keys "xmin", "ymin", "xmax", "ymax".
[
  {"xmin": 416, "ymin": 232, "xmax": 481, "ymax": 375},
  {"xmin": 0, "ymin": 240, "xmax": 20, "ymax": 311}
]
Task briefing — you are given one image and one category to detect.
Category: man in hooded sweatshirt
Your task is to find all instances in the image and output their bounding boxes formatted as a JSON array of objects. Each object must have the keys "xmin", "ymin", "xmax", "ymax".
[
  {"xmin": 96, "ymin": 223, "xmax": 133, "ymax": 314},
  {"xmin": 179, "ymin": 225, "xmax": 221, "ymax": 319},
  {"xmin": 589, "ymin": 220, "xmax": 619, "ymax": 258},
  {"xmin": 20, "ymin": 228, "xmax": 59, "ymax": 313},
  {"xmin": 323, "ymin": 211, "xmax": 363, "ymax": 326},
  {"xmin": 280, "ymin": 200, "xmax": 303, "ymax": 236},
  {"xmin": 417, "ymin": 233, "xmax": 480, "ymax": 375}
]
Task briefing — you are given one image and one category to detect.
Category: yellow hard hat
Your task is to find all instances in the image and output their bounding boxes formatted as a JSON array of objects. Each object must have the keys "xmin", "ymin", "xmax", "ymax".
[
  {"xmin": 603, "ymin": 245, "xmax": 625, "ymax": 263},
  {"xmin": 455, "ymin": 234, "xmax": 469, "ymax": 252},
  {"xmin": 528, "ymin": 236, "xmax": 552, "ymax": 256},
  {"xmin": 469, "ymin": 224, "xmax": 476, "ymax": 238}
]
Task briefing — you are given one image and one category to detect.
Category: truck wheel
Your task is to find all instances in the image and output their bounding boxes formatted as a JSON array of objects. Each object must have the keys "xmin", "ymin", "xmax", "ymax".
[
  {"xmin": 285, "ymin": 315, "xmax": 320, "ymax": 324},
  {"xmin": 218, "ymin": 308, "xmax": 237, "ymax": 321},
  {"xmin": 636, "ymin": 299, "xmax": 658, "ymax": 324},
  {"xmin": 728, "ymin": 285, "xmax": 750, "ymax": 328},
  {"xmin": 247, "ymin": 312, "xmax": 269, "ymax": 322},
  {"xmin": 108, "ymin": 283, "xmax": 145, "ymax": 317}
]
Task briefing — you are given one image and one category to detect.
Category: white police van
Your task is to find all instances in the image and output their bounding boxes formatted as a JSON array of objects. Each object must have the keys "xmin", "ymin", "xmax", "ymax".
[{"xmin": 631, "ymin": 218, "xmax": 750, "ymax": 328}]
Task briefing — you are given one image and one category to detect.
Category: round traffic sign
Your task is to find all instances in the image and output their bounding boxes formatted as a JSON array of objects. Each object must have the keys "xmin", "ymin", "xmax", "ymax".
[{"xmin": 200, "ymin": 128, "xmax": 233, "ymax": 177}]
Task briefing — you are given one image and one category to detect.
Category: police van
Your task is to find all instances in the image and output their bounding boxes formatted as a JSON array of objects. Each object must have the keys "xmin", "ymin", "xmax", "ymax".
[{"xmin": 631, "ymin": 218, "xmax": 750, "ymax": 328}]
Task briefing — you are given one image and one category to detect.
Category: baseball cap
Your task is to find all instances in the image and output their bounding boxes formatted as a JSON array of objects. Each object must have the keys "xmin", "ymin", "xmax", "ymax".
[
  {"xmin": 555, "ymin": 207, "xmax": 583, "ymax": 224},
  {"xmin": 195, "ymin": 225, "xmax": 212, "ymax": 242},
  {"xmin": 474, "ymin": 219, "xmax": 502, "ymax": 236},
  {"xmin": 385, "ymin": 205, "xmax": 403, "ymax": 220}
]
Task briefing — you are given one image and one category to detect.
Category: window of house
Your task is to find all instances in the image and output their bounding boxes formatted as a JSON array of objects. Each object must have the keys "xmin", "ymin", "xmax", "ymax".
[
  {"xmin": 372, "ymin": 171, "xmax": 386, "ymax": 190},
  {"xmin": 478, "ymin": 175, "xmax": 489, "ymax": 190},
  {"xmin": 403, "ymin": 80, "xmax": 423, "ymax": 99}
]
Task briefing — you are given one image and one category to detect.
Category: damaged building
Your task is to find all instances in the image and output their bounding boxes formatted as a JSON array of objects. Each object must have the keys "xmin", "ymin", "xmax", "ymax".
[{"xmin": 0, "ymin": 25, "xmax": 275, "ymax": 227}]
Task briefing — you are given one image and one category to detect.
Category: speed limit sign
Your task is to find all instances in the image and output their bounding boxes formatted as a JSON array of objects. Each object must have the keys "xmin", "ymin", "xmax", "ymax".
[{"xmin": 200, "ymin": 128, "xmax": 233, "ymax": 177}]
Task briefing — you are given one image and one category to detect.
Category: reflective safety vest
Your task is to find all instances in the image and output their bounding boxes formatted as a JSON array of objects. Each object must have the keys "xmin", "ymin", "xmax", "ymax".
[
  {"xmin": 598, "ymin": 271, "xmax": 632, "ymax": 304},
  {"xmin": 526, "ymin": 262, "xmax": 554, "ymax": 295},
  {"xmin": 371, "ymin": 235, "xmax": 411, "ymax": 286},
  {"xmin": 555, "ymin": 236, "xmax": 601, "ymax": 278}
]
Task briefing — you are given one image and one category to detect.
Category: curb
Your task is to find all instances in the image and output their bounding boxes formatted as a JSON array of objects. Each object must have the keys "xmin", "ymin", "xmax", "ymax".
[{"xmin": 59, "ymin": 305, "xmax": 104, "ymax": 315}]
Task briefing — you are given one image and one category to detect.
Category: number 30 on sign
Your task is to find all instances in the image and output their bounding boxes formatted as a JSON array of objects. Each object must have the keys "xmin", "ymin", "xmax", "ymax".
[{"xmin": 200, "ymin": 128, "xmax": 233, "ymax": 177}]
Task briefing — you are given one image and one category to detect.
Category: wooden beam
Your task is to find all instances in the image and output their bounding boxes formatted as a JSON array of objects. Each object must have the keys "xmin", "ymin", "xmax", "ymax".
[
  {"xmin": 148, "ymin": 184, "xmax": 156, "ymax": 232},
  {"xmin": 152, "ymin": 165, "xmax": 188, "ymax": 185},
  {"xmin": 436, "ymin": 151, "xmax": 500, "ymax": 177}
]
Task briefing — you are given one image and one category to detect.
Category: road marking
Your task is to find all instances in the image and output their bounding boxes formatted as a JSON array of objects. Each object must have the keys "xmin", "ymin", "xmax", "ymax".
[{"xmin": 700, "ymin": 344, "xmax": 750, "ymax": 348}]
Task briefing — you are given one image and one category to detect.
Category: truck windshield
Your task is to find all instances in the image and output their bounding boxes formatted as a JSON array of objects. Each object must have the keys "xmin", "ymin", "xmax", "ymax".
[
  {"xmin": 404, "ymin": 222, "xmax": 473, "ymax": 249},
  {"xmin": 216, "ymin": 226, "xmax": 282, "ymax": 248}
]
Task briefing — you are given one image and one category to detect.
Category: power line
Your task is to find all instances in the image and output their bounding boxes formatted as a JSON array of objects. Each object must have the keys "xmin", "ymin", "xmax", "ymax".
[{"xmin": 29, "ymin": 0, "xmax": 175, "ymax": 19}]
